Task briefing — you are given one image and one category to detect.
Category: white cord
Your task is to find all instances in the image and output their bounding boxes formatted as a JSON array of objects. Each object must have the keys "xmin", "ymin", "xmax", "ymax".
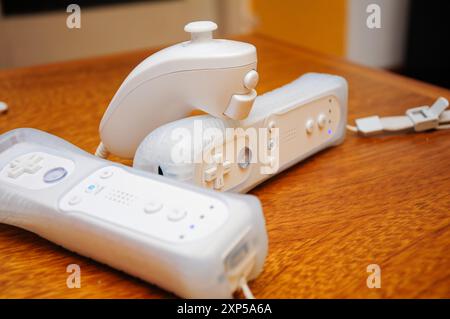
[
  {"xmin": 0, "ymin": 101, "xmax": 8, "ymax": 114},
  {"xmin": 95, "ymin": 142, "xmax": 110, "ymax": 159},
  {"xmin": 239, "ymin": 278, "xmax": 255, "ymax": 299}
]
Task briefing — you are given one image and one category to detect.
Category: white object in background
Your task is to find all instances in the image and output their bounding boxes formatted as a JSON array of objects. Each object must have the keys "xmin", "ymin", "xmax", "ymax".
[
  {"xmin": 346, "ymin": 0, "xmax": 410, "ymax": 69},
  {"xmin": 0, "ymin": 0, "xmax": 220, "ymax": 69},
  {"xmin": 348, "ymin": 97, "xmax": 450, "ymax": 135},
  {"xmin": 133, "ymin": 73, "xmax": 348, "ymax": 193},
  {"xmin": 0, "ymin": 101, "xmax": 8, "ymax": 114},
  {"xmin": 0, "ymin": 128, "xmax": 268, "ymax": 298},
  {"xmin": 98, "ymin": 21, "xmax": 259, "ymax": 159}
]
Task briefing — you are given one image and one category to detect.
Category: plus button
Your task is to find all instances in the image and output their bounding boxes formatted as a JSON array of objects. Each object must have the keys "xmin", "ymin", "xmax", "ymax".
[
  {"xmin": 7, "ymin": 154, "xmax": 44, "ymax": 179},
  {"xmin": 203, "ymin": 153, "xmax": 232, "ymax": 190}
]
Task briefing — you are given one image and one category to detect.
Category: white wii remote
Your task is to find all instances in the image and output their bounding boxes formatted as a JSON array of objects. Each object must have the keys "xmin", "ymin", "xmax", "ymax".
[
  {"xmin": 0, "ymin": 128, "xmax": 268, "ymax": 298},
  {"xmin": 134, "ymin": 73, "xmax": 348, "ymax": 193}
]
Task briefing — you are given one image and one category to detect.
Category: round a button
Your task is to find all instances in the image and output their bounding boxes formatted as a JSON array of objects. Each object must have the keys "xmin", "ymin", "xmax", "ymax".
[
  {"xmin": 43, "ymin": 167, "xmax": 68, "ymax": 183},
  {"xmin": 167, "ymin": 209, "xmax": 187, "ymax": 222},
  {"xmin": 243, "ymin": 70, "xmax": 259, "ymax": 90},
  {"xmin": 144, "ymin": 202, "xmax": 163, "ymax": 214}
]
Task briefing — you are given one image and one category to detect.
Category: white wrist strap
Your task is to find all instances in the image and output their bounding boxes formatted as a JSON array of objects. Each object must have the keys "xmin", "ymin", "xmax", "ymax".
[
  {"xmin": 95, "ymin": 142, "xmax": 110, "ymax": 159},
  {"xmin": 239, "ymin": 277, "xmax": 255, "ymax": 299},
  {"xmin": 348, "ymin": 97, "xmax": 450, "ymax": 136}
]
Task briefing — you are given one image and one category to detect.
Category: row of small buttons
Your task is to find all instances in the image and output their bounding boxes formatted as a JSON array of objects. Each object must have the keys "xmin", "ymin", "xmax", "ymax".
[
  {"xmin": 69, "ymin": 192, "xmax": 187, "ymax": 222},
  {"xmin": 306, "ymin": 113, "xmax": 327, "ymax": 134},
  {"xmin": 67, "ymin": 167, "xmax": 188, "ymax": 222},
  {"xmin": 144, "ymin": 201, "xmax": 187, "ymax": 222},
  {"xmin": 56, "ymin": 165, "xmax": 230, "ymax": 243}
]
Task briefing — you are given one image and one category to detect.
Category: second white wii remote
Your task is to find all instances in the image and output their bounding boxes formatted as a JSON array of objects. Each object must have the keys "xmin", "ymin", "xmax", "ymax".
[{"xmin": 0, "ymin": 128, "xmax": 268, "ymax": 298}]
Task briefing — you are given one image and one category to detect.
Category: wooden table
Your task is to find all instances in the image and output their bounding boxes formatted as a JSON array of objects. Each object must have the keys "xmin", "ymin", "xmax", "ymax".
[{"xmin": 0, "ymin": 35, "xmax": 449, "ymax": 299}]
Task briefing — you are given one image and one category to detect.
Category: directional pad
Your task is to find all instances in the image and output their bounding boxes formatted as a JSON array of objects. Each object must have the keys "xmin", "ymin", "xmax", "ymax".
[
  {"xmin": 203, "ymin": 153, "xmax": 232, "ymax": 190},
  {"xmin": 7, "ymin": 154, "xmax": 43, "ymax": 179},
  {"xmin": 1, "ymin": 151, "xmax": 75, "ymax": 190}
]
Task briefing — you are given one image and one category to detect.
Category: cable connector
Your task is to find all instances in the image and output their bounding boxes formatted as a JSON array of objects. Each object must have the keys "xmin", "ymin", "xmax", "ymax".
[
  {"xmin": 348, "ymin": 97, "xmax": 450, "ymax": 136},
  {"xmin": 354, "ymin": 116, "xmax": 383, "ymax": 136},
  {"xmin": 406, "ymin": 97, "xmax": 448, "ymax": 132}
]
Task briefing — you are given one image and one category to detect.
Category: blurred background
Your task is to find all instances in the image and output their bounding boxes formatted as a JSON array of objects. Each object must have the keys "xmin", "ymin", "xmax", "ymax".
[{"xmin": 0, "ymin": 0, "xmax": 448, "ymax": 88}]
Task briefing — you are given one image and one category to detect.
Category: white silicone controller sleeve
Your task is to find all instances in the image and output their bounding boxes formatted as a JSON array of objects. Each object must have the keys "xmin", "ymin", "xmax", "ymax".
[{"xmin": 0, "ymin": 128, "xmax": 268, "ymax": 298}]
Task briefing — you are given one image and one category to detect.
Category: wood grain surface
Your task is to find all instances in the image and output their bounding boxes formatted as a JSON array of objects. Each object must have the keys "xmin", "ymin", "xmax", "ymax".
[{"xmin": 0, "ymin": 35, "xmax": 449, "ymax": 299}]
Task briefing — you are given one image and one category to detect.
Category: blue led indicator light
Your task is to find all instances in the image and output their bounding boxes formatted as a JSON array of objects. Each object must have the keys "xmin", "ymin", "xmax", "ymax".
[
  {"xmin": 189, "ymin": 224, "xmax": 195, "ymax": 229},
  {"xmin": 328, "ymin": 129, "xmax": 332, "ymax": 135}
]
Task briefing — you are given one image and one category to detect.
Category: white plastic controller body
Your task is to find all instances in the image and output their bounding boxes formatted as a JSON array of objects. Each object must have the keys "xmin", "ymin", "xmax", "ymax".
[
  {"xmin": 99, "ymin": 21, "xmax": 259, "ymax": 158},
  {"xmin": 134, "ymin": 73, "xmax": 348, "ymax": 193},
  {"xmin": 0, "ymin": 129, "xmax": 268, "ymax": 298}
]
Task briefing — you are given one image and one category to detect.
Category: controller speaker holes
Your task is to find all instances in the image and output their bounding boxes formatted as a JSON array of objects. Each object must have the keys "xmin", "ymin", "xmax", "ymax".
[
  {"xmin": 281, "ymin": 128, "xmax": 297, "ymax": 142},
  {"xmin": 238, "ymin": 147, "xmax": 252, "ymax": 169},
  {"xmin": 105, "ymin": 189, "xmax": 136, "ymax": 206}
]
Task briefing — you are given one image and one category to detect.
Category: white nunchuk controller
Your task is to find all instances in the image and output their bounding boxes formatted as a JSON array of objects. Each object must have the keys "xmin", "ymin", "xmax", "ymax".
[
  {"xmin": 0, "ymin": 128, "xmax": 268, "ymax": 298},
  {"xmin": 99, "ymin": 21, "xmax": 259, "ymax": 159},
  {"xmin": 134, "ymin": 73, "xmax": 348, "ymax": 193}
]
